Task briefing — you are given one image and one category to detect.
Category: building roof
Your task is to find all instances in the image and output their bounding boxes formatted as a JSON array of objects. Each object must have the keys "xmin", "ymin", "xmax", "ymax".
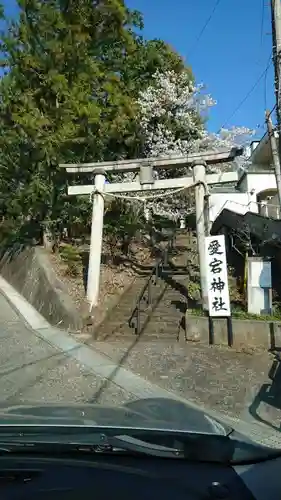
[
  {"xmin": 206, "ymin": 160, "xmax": 240, "ymax": 173},
  {"xmin": 210, "ymin": 184, "xmax": 238, "ymax": 193},
  {"xmin": 249, "ymin": 131, "xmax": 278, "ymax": 166}
]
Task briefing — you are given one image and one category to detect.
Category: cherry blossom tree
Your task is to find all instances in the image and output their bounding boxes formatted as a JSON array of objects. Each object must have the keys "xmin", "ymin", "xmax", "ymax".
[
  {"xmin": 135, "ymin": 69, "xmax": 254, "ymax": 219},
  {"xmin": 138, "ymin": 69, "xmax": 253, "ymax": 164},
  {"xmin": 137, "ymin": 69, "xmax": 214, "ymax": 159}
]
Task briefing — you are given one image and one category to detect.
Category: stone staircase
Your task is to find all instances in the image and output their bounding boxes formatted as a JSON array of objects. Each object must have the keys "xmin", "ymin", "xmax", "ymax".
[
  {"xmin": 93, "ymin": 230, "xmax": 198, "ymax": 341},
  {"xmin": 136, "ymin": 273, "xmax": 189, "ymax": 339},
  {"xmin": 93, "ymin": 276, "xmax": 150, "ymax": 340}
]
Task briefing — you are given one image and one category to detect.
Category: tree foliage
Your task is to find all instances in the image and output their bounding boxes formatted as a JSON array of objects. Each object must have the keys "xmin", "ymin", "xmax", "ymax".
[
  {"xmin": 136, "ymin": 69, "xmax": 255, "ymax": 219},
  {"xmin": 138, "ymin": 68, "xmax": 254, "ymax": 162},
  {"xmin": 137, "ymin": 70, "xmax": 214, "ymax": 159},
  {"xmin": 0, "ymin": 0, "xmax": 253, "ymax": 249},
  {"xmin": 0, "ymin": 0, "xmax": 189, "ymax": 248}
]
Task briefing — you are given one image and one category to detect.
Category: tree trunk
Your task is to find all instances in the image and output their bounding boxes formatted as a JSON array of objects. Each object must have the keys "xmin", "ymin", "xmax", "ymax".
[{"xmin": 42, "ymin": 225, "xmax": 55, "ymax": 251}]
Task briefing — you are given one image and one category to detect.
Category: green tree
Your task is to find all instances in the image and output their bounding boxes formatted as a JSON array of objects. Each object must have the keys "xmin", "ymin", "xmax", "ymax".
[
  {"xmin": 0, "ymin": 0, "xmax": 196, "ymax": 250},
  {"xmin": 0, "ymin": 0, "xmax": 139, "ymax": 246}
]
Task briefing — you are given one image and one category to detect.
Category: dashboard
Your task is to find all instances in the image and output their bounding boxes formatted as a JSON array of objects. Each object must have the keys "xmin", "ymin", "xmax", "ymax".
[{"xmin": 0, "ymin": 452, "xmax": 280, "ymax": 499}]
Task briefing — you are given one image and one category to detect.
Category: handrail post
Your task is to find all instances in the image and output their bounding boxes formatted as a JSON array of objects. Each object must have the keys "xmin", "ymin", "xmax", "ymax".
[
  {"xmin": 129, "ymin": 243, "xmax": 170, "ymax": 336},
  {"xmin": 148, "ymin": 279, "xmax": 152, "ymax": 305},
  {"xmin": 159, "ymin": 260, "xmax": 163, "ymax": 278},
  {"xmin": 164, "ymin": 248, "xmax": 168, "ymax": 267},
  {"xmin": 155, "ymin": 262, "xmax": 159, "ymax": 282},
  {"xmin": 137, "ymin": 302, "xmax": 141, "ymax": 335}
]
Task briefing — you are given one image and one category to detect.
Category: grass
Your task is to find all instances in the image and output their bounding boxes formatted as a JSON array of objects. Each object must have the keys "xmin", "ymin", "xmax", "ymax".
[{"xmin": 189, "ymin": 306, "xmax": 281, "ymax": 322}]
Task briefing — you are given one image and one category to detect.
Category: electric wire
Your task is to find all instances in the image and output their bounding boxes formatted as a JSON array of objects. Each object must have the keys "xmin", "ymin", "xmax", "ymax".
[{"xmin": 188, "ymin": 0, "xmax": 222, "ymax": 55}]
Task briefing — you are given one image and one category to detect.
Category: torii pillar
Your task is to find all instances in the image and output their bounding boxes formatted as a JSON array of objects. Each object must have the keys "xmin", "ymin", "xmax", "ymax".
[{"xmin": 87, "ymin": 169, "xmax": 106, "ymax": 310}]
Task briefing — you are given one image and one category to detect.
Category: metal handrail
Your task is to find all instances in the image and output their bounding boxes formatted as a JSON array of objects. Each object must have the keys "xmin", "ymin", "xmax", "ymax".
[
  {"xmin": 128, "ymin": 235, "xmax": 174, "ymax": 335},
  {"xmin": 215, "ymin": 199, "xmax": 281, "ymax": 220}
]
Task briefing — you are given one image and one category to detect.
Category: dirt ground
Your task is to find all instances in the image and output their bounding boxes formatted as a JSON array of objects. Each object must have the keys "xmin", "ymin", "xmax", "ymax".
[
  {"xmin": 48, "ymin": 240, "xmax": 281, "ymax": 438},
  {"xmin": 48, "ymin": 240, "xmax": 155, "ymax": 327},
  {"xmin": 91, "ymin": 338, "xmax": 281, "ymax": 433}
]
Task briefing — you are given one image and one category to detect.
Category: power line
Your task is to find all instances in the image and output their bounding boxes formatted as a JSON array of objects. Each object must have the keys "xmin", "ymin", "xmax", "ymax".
[
  {"xmin": 264, "ymin": 54, "xmax": 272, "ymax": 110},
  {"xmin": 220, "ymin": 56, "xmax": 272, "ymax": 130},
  {"xmin": 188, "ymin": 0, "xmax": 222, "ymax": 55},
  {"xmin": 260, "ymin": 0, "xmax": 266, "ymax": 50}
]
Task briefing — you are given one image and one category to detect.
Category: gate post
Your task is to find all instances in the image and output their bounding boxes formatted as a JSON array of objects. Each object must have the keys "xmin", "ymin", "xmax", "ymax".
[
  {"xmin": 192, "ymin": 160, "xmax": 208, "ymax": 310},
  {"xmin": 87, "ymin": 169, "xmax": 106, "ymax": 310}
]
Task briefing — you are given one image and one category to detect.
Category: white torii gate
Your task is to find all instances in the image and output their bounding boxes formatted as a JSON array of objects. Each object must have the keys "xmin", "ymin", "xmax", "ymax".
[{"xmin": 60, "ymin": 147, "xmax": 242, "ymax": 311}]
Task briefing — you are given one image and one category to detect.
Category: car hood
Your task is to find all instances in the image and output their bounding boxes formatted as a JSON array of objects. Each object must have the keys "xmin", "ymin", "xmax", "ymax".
[{"xmin": 0, "ymin": 398, "xmax": 232, "ymax": 436}]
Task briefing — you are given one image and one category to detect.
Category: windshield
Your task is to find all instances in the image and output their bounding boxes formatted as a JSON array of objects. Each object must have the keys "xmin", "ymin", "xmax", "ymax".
[{"xmin": 0, "ymin": 0, "xmax": 280, "ymax": 459}]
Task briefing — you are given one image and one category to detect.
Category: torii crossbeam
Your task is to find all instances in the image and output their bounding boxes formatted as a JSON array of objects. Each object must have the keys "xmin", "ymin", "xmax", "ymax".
[{"xmin": 60, "ymin": 147, "xmax": 243, "ymax": 311}]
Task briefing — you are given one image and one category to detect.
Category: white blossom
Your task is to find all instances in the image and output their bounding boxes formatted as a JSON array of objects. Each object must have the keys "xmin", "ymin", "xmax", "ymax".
[
  {"xmin": 136, "ymin": 70, "xmax": 255, "ymax": 219},
  {"xmin": 137, "ymin": 70, "xmax": 214, "ymax": 158},
  {"xmin": 111, "ymin": 70, "xmax": 254, "ymax": 221}
]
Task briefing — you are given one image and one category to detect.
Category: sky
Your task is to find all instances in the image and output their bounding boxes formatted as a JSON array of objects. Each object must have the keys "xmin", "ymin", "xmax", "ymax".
[{"xmin": 1, "ymin": 0, "xmax": 276, "ymax": 138}]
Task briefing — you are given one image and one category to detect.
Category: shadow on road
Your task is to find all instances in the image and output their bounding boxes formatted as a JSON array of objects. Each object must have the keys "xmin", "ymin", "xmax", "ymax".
[
  {"xmin": 248, "ymin": 353, "xmax": 281, "ymax": 432},
  {"xmin": 89, "ymin": 270, "xmax": 191, "ymax": 402},
  {"xmin": 90, "ymin": 274, "xmax": 191, "ymax": 403},
  {"xmin": 90, "ymin": 326, "xmax": 158, "ymax": 404},
  {"xmin": 1, "ymin": 350, "xmax": 74, "ymax": 405}
]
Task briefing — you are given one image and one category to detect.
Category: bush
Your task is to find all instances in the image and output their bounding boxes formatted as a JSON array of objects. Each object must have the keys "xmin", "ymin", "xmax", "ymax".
[
  {"xmin": 59, "ymin": 244, "xmax": 81, "ymax": 277},
  {"xmin": 104, "ymin": 199, "xmax": 146, "ymax": 257}
]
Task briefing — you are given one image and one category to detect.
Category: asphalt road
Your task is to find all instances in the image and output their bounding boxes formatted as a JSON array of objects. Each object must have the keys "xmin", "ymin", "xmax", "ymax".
[
  {"xmin": 2, "ymin": 288, "xmax": 281, "ymax": 448},
  {"xmin": 92, "ymin": 338, "xmax": 281, "ymax": 434},
  {"xmin": 0, "ymin": 293, "xmax": 133, "ymax": 406},
  {"xmin": 0, "ymin": 288, "xmax": 277, "ymax": 419}
]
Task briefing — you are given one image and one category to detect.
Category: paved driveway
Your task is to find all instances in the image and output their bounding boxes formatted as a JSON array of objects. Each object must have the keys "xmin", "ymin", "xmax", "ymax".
[
  {"xmin": 0, "ymin": 293, "xmax": 132, "ymax": 406},
  {"xmin": 1, "ymin": 285, "xmax": 281, "ymax": 448},
  {"xmin": 92, "ymin": 338, "xmax": 281, "ymax": 433}
]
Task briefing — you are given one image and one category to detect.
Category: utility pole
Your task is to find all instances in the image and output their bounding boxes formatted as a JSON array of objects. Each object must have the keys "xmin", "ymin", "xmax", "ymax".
[
  {"xmin": 266, "ymin": 110, "xmax": 281, "ymax": 206},
  {"xmin": 271, "ymin": 0, "xmax": 281, "ymax": 171}
]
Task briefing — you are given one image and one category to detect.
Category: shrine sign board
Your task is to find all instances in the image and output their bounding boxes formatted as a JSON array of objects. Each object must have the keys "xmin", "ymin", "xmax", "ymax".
[{"xmin": 205, "ymin": 235, "xmax": 231, "ymax": 317}]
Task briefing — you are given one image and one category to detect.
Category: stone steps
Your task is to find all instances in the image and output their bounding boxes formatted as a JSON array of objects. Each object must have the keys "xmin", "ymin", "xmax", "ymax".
[
  {"xmin": 94, "ymin": 281, "xmax": 187, "ymax": 340},
  {"xmin": 93, "ymin": 274, "xmax": 165, "ymax": 339},
  {"xmin": 92, "ymin": 230, "xmax": 198, "ymax": 340}
]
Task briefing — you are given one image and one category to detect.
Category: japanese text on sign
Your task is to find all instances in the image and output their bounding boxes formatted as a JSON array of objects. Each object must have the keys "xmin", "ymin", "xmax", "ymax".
[{"xmin": 205, "ymin": 235, "xmax": 230, "ymax": 317}]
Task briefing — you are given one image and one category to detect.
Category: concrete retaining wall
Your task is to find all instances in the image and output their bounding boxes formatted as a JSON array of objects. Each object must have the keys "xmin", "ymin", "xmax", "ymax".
[
  {"xmin": 186, "ymin": 315, "xmax": 281, "ymax": 349},
  {"xmin": 0, "ymin": 246, "xmax": 83, "ymax": 331}
]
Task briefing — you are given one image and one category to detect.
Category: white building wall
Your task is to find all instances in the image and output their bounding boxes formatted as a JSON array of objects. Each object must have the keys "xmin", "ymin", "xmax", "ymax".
[
  {"xmin": 209, "ymin": 173, "xmax": 278, "ymax": 224},
  {"xmin": 209, "ymin": 193, "xmax": 251, "ymax": 224},
  {"xmin": 259, "ymin": 192, "xmax": 281, "ymax": 219},
  {"xmin": 244, "ymin": 173, "xmax": 277, "ymax": 194},
  {"xmin": 237, "ymin": 175, "xmax": 248, "ymax": 193}
]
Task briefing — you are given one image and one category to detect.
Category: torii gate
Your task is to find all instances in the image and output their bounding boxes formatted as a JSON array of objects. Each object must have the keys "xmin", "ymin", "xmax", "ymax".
[{"xmin": 60, "ymin": 147, "xmax": 243, "ymax": 311}]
